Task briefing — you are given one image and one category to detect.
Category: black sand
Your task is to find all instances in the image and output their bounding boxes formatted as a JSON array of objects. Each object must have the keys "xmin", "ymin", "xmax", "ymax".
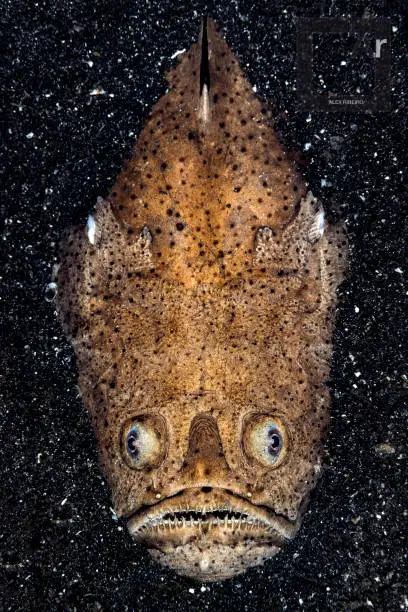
[{"xmin": 1, "ymin": 1, "xmax": 407, "ymax": 610}]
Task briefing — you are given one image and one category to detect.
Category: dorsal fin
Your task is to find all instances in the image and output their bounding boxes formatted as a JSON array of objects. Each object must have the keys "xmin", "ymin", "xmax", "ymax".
[
  {"xmin": 200, "ymin": 16, "xmax": 210, "ymax": 95},
  {"xmin": 198, "ymin": 17, "xmax": 210, "ymax": 126}
]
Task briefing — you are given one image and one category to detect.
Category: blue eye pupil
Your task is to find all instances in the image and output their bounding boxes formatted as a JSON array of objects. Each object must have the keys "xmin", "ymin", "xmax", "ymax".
[
  {"xmin": 127, "ymin": 428, "xmax": 140, "ymax": 457},
  {"xmin": 267, "ymin": 429, "xmax": 282, "ymax": 456}
]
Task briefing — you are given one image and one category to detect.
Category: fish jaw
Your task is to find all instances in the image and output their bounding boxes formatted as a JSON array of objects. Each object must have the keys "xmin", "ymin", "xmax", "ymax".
[{"xmin": 127, "ymin": 488, "xmax": 299, "ymax": 581}]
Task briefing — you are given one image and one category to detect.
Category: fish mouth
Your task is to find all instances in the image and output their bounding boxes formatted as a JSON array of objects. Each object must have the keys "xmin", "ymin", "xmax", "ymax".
[{"xmin": 127, "ymin": 488, "xmax": 298, "ymax": 580}]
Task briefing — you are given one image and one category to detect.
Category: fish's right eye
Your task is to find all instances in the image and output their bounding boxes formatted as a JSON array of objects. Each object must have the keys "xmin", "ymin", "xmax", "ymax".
[{"xmin": 121, "ymin": 415, "xmax": 166, "ymax": 469}]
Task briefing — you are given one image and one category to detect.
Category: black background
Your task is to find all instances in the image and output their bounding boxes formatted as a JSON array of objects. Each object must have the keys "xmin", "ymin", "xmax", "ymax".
[{"xmin": 1, "ymin": 1, "xmax": 407, "ymax": 610}]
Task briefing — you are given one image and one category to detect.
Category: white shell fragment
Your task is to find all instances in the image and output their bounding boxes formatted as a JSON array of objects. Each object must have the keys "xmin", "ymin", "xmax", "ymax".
[
  {"xmin": 170, "ymin": 48, "xmax": 186, "ymax": 59},
  {"xmin": 44, "ymin": 281, "xmax": 57, "ymax": 302}
]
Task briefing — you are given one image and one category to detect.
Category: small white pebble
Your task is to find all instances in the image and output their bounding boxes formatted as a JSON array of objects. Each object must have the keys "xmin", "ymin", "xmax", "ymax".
[
  {"xmin": 188, "ymin": 588, "xmax": 195, "ymax": 594},
  {"xmin": 395, "ymin": 267, "xmax": 403, "ymax": 274},
  {"xmin": 374, "ymin": 443, "xmax": 395, "ymax": 455},
  {"xmin": 90, "ymin": 88, "xmax": 106, "ymax": 96},
  {"xmin": 354, "ymin": 306, "xmax": 360, "ymax": 313},
  {"xmin": 26, "ymin": 132, "xmax": 34, "ymax": 139},
  {"xmin": 155, "ymin": 493, "xmax": 161, "ymax": 499}
]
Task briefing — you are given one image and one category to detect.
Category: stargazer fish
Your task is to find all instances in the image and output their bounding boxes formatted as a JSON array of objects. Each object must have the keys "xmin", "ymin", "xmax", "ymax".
[{"xmin": 57, "ymin": 18, "xmax": 347, "ymax": 581}]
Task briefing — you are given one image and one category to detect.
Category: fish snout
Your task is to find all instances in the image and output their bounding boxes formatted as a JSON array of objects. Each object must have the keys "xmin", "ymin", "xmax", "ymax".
[{"xmin": 177, "ymin": 412, "xmax": 232, "ymax": 486}]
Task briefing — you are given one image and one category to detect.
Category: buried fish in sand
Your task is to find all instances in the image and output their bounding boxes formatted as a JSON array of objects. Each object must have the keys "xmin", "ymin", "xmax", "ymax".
[{"xmin": 57, "ymin": 18, "xmax": 347, "ymax": 581}]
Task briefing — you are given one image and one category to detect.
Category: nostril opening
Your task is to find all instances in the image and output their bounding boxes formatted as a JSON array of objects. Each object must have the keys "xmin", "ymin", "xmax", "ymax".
[{"xmin": 201, "ymin": 486, "xmax": 212, "ymax": 493}]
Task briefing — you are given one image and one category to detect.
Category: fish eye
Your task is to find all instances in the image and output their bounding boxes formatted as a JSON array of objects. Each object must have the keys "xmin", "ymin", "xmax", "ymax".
[
  {"xmin": 121, "ymin": 415, "xmax": 166, "ymax": 469},
  {"xmin": 242, "ymin": 414, "xmax": 288, "ymax": 468}
]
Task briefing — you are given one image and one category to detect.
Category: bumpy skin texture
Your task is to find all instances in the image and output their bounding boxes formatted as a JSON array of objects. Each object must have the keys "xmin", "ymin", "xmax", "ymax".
[{"xmin": 57, "ymin": 20, "xmax": 347, "ymax": 581}]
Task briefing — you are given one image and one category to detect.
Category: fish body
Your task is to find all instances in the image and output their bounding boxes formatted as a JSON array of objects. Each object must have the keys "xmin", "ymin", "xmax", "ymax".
[{"xmin": 57, "ymin": 19, "xmax": 346, "ymax": 581}]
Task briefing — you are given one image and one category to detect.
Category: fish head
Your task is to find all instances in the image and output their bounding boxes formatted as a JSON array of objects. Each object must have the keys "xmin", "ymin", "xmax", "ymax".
[{"xmin": 91, "ymin": 344, "xmax": 329, "ymax": 581}]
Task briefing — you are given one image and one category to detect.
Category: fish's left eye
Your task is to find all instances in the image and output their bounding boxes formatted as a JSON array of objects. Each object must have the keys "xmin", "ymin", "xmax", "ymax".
[
  {"xmin": 243, "ymin": 415, "xmax": 288, "ymax": 468},
  {"xmin": 121, "ymin": 415, "xmax": 166, "ymax": 469}
]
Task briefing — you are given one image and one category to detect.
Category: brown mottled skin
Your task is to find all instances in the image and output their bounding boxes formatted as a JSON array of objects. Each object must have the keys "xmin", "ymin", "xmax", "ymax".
[{"xmin": 57, "ymin": 19, "xmax": 347, "ymax": 581}]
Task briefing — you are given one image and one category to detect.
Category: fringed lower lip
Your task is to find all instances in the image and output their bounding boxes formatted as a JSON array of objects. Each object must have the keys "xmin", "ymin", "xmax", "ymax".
[{"xmin": 127, "ymin": 489, "xmax": 297, "ymax": 544}]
